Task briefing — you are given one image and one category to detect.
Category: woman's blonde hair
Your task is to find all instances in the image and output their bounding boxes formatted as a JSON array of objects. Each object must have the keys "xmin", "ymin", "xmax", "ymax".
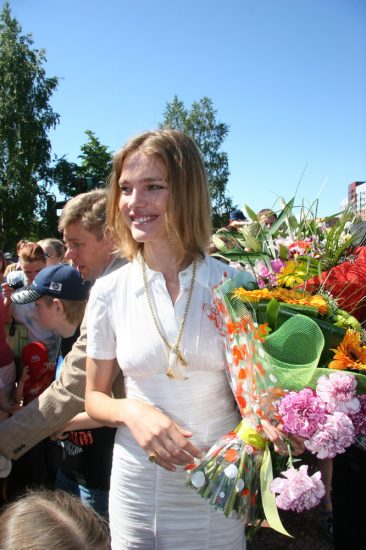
[
  {"xmin": 0, "ymin": 489, "xmax": 110, "ymax": 550},
  {"xmin": 107, "ymin": 129, "xmax": 212, "ymax": 263}
]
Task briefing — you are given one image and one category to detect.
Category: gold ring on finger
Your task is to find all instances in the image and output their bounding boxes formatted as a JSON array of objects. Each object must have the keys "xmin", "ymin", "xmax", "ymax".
[{"xmin": 148, "ymin": 450, "xmax": 159, "ymax": 463}]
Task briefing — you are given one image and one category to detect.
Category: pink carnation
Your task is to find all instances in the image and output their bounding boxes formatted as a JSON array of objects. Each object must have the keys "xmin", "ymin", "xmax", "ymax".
[
  {"xmin": 304, "ymin": 411, "xmax": 355, "ymax": 458},
  {"xmin": 316, "ymin": 373, "xmax": 360, "ymax": 415},
  {"xmin": 270, "ymin": 465, "xmax": 325, "ymax": 512},
  {"xmin": 350, "ymin": 394, "xmax": 366, "ymax": 436},
  {"xmin": 277, "ymin": 388, "xmax": 327, "ymax": 438}
]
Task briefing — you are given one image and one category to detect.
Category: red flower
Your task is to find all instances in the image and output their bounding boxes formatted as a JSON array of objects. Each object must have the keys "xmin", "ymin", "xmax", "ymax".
[{"xmin": 306, "ymin": 247, "xmax": 366, "ymax": 321}]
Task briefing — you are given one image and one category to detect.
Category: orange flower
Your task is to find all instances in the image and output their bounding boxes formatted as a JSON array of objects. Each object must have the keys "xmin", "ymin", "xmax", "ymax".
[
  {"xmin": 328, "ymin": 329, "xmax": 366, "ymax": 372},
  {"xmin": 232, "ymin": 287, "xmax": 329, "ymax": 315},
  {"xmin": 225, "ymin": 449, "xmax": 239, "ymax": 463},
  {"xmin": 232, "ymin": 287, "xmax": 271, "ymax": 302},
  {"xmin": 232, "ymin": 344, "xmax": 246, "ymax": 366}
]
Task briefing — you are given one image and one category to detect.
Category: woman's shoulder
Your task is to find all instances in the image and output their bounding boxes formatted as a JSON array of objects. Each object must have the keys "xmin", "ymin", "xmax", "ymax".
[
  {"xmin": 95, "ymin": 260, "xmax": 132, "ymax": 288},
  {"xmin": 206, "ymin": 255, "xmax": 255, "ymax": 286},
  {"xmin": 206, "ymin": 255, "xmax": 240, "ymax": 278}
]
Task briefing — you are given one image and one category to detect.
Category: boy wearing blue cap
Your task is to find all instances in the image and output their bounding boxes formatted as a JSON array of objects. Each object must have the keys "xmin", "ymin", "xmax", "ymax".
[{"xmin": 11, "ymin": 265, "xmax": 115, "ymax": 517}]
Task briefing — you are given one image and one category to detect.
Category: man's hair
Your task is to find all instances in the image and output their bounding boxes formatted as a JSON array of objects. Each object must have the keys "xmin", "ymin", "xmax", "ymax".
[
  {"xmin": 19, "ymin": 243, "xmax": 46, "ymax": 264},
  {"xmin": 107, "ymin": 129, "xmax": 212, "ymax": 263},
  {"xmin": 257, "ymin": 208, "xmax": 277, "ymax": 219},
  {"xmin": 0, "ymin": 489, "xmax": 110, "ymax": 550},
  {"xmin": 58, "ymin": 189, "xmax": 108, "ymax": 240},
  {"xmin": 41, "ymin": 295, "xmax": 87, "ymax": 325},
  {"xmin": 38, "ymin": 238, "xmax": 66, "ymax": 260}
]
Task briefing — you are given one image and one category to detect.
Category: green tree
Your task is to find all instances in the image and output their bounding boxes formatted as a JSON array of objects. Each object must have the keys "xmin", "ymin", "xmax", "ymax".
[
  {"xmin": 0, "ymin": 1, "xmax": 59, "ymax": 249},
  {"xmin": 53, "ymin": 130, "xmax": 112, "ymax": 199},
  {"xmin": 160, "ymin": 95, "xmax": 233, "ymax": 228}
]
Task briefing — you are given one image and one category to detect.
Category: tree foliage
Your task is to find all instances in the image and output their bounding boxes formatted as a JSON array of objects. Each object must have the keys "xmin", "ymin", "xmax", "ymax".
[
  {"xmin": 53, "ymin": 130, "xmax": 112, "ymax": 199},
  {"xmin": 160, "ymin": 96, "xmax": 232, "ymax": 227},
  {"xmin": 0, "ymin": 1, "xmax": 59, "ymax": 249}
]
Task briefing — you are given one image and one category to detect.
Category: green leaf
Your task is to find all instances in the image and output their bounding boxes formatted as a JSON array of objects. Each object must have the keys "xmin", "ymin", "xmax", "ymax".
[
  {"xmin": 244, "ymin": 204, "xmax": 258, "ymax": 221},
  {"xmin": 266, "ymin": 299, "xmax": 280, "ymax": 330}
]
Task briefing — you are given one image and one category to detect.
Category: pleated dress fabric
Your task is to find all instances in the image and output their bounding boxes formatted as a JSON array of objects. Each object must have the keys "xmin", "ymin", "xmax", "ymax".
[{"xmin": 87, "ymin": 255, "xmax": 252, "ymax": 550}]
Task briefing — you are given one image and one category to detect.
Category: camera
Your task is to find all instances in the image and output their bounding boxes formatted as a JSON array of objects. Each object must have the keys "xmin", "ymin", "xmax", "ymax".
[{"xmin": 9, "ymin": 280, "xmax": 24, "ymax": 290}]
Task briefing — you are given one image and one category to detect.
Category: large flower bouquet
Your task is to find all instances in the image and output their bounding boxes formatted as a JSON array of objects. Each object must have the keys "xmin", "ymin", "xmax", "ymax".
[
  {"xmin": 211, "ymin": 197, "xmax": 366, "ymax": 389},
  {"xmin": 185, "ymin": 277, "xmax": 365, "ymax": 537},
  {"xmin": 186, "ymin": 198, "xmax": 366, "ymax": 536}
]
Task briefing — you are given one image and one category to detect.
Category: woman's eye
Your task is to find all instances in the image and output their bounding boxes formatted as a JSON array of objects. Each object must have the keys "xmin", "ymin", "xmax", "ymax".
[
  {"xmin": 149, "ymin": 184, "xmax": 164, "ymax": 191},
  {"xmin": 120, "ymin": 186, "xmax": 131, "ymax": 194}
]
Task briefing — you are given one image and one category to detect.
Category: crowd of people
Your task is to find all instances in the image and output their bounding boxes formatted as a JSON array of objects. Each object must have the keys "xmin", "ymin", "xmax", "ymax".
[{"xmin": 0, "ymin": 129, "xmax": 364, "ymax": 549}]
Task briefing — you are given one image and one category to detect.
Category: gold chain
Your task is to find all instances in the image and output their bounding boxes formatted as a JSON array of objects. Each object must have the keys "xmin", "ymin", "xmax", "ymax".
[{"xmin": 141, "ymin": 256, "xmax": 196, "ymax": 379}]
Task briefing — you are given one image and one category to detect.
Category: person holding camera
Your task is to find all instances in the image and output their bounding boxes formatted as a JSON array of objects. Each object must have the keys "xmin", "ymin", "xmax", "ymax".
[{"xmin": 2, "ymin": 242, "xmax": 59, "ymax": 364}]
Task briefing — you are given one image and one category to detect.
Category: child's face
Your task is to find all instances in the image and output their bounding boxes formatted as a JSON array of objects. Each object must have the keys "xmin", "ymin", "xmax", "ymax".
[{"xmin": 34, "ymin": 297, "xmax": 59, "ymax": 332}]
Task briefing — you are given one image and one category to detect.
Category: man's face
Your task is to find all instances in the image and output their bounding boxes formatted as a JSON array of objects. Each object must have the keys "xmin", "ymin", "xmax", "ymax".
[{"xmin": 63, "ymin": 222, "xmax": 114, "ymax": 281}]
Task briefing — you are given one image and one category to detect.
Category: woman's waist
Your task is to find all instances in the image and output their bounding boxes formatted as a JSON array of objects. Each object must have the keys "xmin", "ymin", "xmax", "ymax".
[
  {"xmin": 115, "ymin": 405, "xmax": 240, "ymax": 463},
  {"xmin": 124, "ymin": 370, "xmax": 236, "ymax": 416},
  {"xmin": 115, "ymin": 370, "xmax": 240, "ymax": 458}
]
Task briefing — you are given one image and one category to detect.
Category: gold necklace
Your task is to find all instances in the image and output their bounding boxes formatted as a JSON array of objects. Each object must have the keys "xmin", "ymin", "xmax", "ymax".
[{"xmin": 141, "ymin": 256, "xmax": 197, "ymax": 380}]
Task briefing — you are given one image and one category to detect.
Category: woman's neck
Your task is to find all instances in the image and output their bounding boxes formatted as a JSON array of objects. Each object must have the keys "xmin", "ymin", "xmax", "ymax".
[
  {"xmin": 143, "ymin": 243, "xmax": 191, "ymax": 303},
  {"xmin": 143, "ymin": 243, "xmax": 189, "ymax": 282}
]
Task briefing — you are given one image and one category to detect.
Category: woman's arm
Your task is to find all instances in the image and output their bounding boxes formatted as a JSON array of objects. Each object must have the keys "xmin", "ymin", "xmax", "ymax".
[
  {"xmin": 1, "ymin": 283, "xmax": 14, "ymax": 323},
  {"xmin": 86, "ymin": 356, "xmax": 203, "ymax": 471}
]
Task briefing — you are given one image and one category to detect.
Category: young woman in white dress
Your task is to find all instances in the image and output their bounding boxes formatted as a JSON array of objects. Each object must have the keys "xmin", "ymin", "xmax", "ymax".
[{"xmin": 85, "ymin": 130, "xmax": 300, "ymax": 549}]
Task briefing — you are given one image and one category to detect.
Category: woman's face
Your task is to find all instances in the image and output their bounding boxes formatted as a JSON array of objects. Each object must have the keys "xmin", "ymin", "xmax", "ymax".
[
  {"xmin": 118, "ymin": 152, "xmax": 169, "ymax": 245},
  {"xmin": 43, "ymin": 245, "xmax": 60, "ymax": 266},
  {"xmin": 20, "ymin": 260, "xmax": 46, "ymax": 284}
]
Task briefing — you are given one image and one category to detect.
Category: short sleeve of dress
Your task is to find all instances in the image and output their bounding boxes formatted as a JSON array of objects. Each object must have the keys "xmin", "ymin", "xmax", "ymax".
[{"xmin": 86, "ymin": 280, "xmax": 117, "ymax": 360}]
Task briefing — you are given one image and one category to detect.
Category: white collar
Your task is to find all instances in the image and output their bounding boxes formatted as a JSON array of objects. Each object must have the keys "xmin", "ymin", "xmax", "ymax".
[{"xmin": 131, "ymin": 253, "xmax": 211, "ymax": 296}]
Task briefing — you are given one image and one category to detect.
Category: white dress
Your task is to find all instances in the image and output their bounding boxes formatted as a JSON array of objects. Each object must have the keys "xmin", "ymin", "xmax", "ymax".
[{"xmin": 87, "ymin": 255, "xmax": 253, "ymax": 550}]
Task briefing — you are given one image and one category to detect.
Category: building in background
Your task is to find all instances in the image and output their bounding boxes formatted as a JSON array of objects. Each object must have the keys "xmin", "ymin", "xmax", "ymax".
[{"xmin": 348, "ymin": 181, "xmax": 366, "ymax": 220}]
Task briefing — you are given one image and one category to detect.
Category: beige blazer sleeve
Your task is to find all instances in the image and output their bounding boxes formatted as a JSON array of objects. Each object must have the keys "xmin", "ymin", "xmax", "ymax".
[{"xmin": 0, "ymin": 309, "xmax": 124, "ymax": 460}]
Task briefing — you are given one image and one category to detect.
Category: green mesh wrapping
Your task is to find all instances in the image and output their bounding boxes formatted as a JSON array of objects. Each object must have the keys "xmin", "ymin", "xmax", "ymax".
[
  {"xmin": 216, "ymin": 274, "xmax": 366, "ymax": 394},
  {"xmin": 262, "ymin": 314, "xmax": 325, "ymax": 391}
]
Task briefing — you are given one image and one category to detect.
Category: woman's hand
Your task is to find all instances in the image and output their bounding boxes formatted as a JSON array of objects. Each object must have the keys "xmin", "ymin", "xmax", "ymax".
[
  {"xmin": 1, "ymin": 283, "xmax": 14, "ymax": 304},
  {"xmin": 124, "ymin": 399, "xmax": 203, "ymax": 472},
  {"xmin": 261, "ymin": 419, "xmax": 305, "ymax": 456}
]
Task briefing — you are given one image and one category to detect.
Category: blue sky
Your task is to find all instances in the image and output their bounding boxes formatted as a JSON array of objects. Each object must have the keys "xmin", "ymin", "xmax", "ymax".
[{"xmin": 8, "ymin": 0, "xmax": 366, "ymax": 217}]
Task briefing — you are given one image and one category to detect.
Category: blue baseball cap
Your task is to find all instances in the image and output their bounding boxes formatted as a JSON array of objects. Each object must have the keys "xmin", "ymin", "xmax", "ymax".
[
  {"xmin": 229, "ymin": 209, "xmax": 246, "ymax": 222},
  {"xmin": 11, "ymin": 264, "xmax": 91, "ymax": 304}
]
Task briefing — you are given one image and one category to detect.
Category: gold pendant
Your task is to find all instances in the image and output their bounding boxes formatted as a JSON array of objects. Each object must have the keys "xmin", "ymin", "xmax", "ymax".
[
  {"xmin": 166, "ymin": 367, "xmax": 175, "ymax": 380},
  {"xmin": 167, "ymin": 348, "xmax": 188, "ymax": 380}
]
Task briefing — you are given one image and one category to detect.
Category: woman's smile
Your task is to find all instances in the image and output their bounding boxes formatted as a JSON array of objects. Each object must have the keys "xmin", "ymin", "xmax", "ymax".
[{"xmin": 119, "ymin": 151, "xmax": 169, "ymax": 245}]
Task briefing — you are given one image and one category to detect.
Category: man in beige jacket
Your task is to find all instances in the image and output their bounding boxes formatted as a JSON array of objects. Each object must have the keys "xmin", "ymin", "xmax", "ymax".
[{"xmin": 0, "ymin": 189, "xmax": 126, "ymax": 463}]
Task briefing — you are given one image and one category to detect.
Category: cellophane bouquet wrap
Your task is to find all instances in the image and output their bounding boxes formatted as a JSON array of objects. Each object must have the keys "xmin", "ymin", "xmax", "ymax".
[{"xmin": 185, "ymin": 273, "xmax": 290, "ymax": 537}]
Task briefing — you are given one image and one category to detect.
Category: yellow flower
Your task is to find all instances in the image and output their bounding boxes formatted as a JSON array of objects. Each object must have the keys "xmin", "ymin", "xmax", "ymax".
[
  {"xmin": 232, "ymin": 288, "xmax": 272, "ymax": 302},
  {"xmin": 276, "ymin": 260, "xmax": 308, "ymax": 288},
  {"xmin": 328, "ymin": 329, "xmax": 366, "ymax": 372},
  {"xmin": 232, "ymin": 287, "xmax": 329, "ymax": 315}
]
